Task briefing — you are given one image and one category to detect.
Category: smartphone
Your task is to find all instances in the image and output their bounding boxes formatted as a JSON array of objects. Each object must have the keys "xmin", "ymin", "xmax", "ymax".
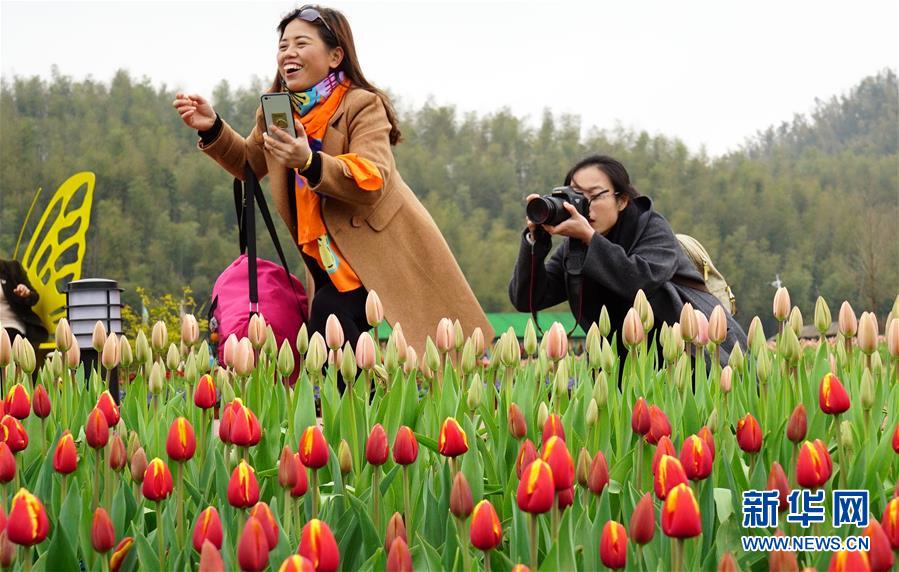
[{"xmin": 260, "ymin": 93, "xmax": 297, "ymax": 138}]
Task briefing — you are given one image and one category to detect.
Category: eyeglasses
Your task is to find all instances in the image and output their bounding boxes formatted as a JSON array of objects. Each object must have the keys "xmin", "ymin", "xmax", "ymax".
[
  {"xmin": 296, "ymin": 6, "xmax": 335, "ymax": 38},
  {"xmin": 576, "ymin": 187, "xmax": 614, "ymax": 205}
]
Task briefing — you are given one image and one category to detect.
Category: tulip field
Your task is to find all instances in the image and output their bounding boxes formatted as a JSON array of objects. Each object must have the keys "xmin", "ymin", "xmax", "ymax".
[{"xmin": 0, "ymin": 289, "xmax": 897, "ymax": 572}]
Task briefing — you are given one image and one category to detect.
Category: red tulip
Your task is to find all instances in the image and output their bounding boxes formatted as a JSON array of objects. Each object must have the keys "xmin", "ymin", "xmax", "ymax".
[
  {"xmin": 680, "ymin": 435, "xmax": 713, "ymax": 481},
  {"xmin": 291, "ymin": 454, "xmax": 309, "ymax": 498},
  {"xmin": 470, "ymin": 500, "xmax": 502, "ymax": 551},
  {"xmin": 629, "ymin": 493, "xmax": 656, "ymax": 545},
  {"xmin": 6, "ymin": 488, "xmax": 50, "ymax": 546},
  {"xmin": 736, "ymin": 413, "xmax": 762, "ymax": 453},
  {"xmin": 110, "ymin": 537, "xmax": 135, "ymax": 572},
  {"xmin": 228, "ymin": 460, "xmax": 260, "ymax": 508},
  {"xmin": 199, "ymin": 540, "xmax": 225, "ymax": 572},
  {"xmin": 0, "ymin": 443, "xmax": 15, "ymax": 484},
  {"xmin": 85, "ymin": 407, "xmax": 110, "ymax": 449},
  {"xmin": 365, "ymin": 424, "xmax": 389, "ymax": 465},
  {"xmin": 385, "ymin": 513, "xmax": 407, "ymax": 554},
  {"xmin": 541, "ymin": 436, "xmax": 574, "ymax": 491},
  {"xmin": 219, "ymin": 402, "xmax": 236, "ymax": 444},
  {"xmin": 516, "ymin": 439, "xmax": 538, "ymax": 479},
  {"xmin": 141, "ymin": 458, "xmax": 174, "ymax": 501},
  {"xmin": 278, "ymin": 555, "xmax": 316, "ymax": 572},
  {"xmin": 631, "ymin": 397, "xmax": 650, "ymax": 436},
  {"xmin": 96, "ymin": 390, "xmax": 120, "ymax": 426},
  {"xmin": 645, "ymin": 406, "xmax": 671, "ymax": 445},
  {"xmin": 599, "ymin": 521, "xmax": 628, "ymax": 570},
  {"xmin": 797, "ymin": 439, "xmax": 833, "ymax": 488},
  {"xmin": 53, "ymin": 431, "xmax": 78, "ymax": 474},
  {"xmin": 4, "ymin": 384, "xmax": 30, "ymax": 420},
  {"xmin": 386, "ymin": 537, "xmax": 412, "ymax": 572},
  {"xmin": 392, "ymin": 426, "xmax": 418, "ymax": 465},
  {"xmin": 786, "ymin": 404, "xmax": 808, "ymax": 443},
  {"xmin": 652, "ymin": 436, "xmax": 677, "ymax": 475},
  {"xmin": 587, "ymin": 450, "xmax": 610, "ymax": 496},
  {"xmin": 697, "ymin": 426, "xmax": 716, "ymax": 459},
  {"xmin": 508, "ymin": 403, "xmax": 527, "ymax": 439},
  {"xmin": 516, "ymin": 459, "xmax": 555, "ymax": 514},
  {"xmin": 31, "ymin": 384, "xmax": 51, "ymax": 418},
  {"xmin": 193, "ymin": 507, "xmax": 224, "ymax": 552},
  {"xmin": 299, "ymin": 426, "xmax": 329, "ymax": 469},
  {"xmin": 767, "ymin": 462, "xmax": 790, "ymax": 512},
  {"xmin": 510, "ymin": 566, "xmax": 531, "ymax": 572},
  {"xmin": 438, "ymin": 417, "xmax": 469, "ymax": 458},
  {"xmin": 654, "ymin": 455, "xmax": 688, "ymax": 500},
  {"xmin": 864, "ymin": 520, "xmax": 894, "ymax": 572},
  {"xmin": 299, "ymin": 519, "xmax": 340, "ymax": 572},
  {"xmin": 231, "ymin": 401, "xmax": 262, "ymax": 447},
  {"xmin": 108, "ymin": 434, "xmax": 127, "ymax": 471},
  {"xmin": 661, "ymin": 483, "xmax": 702, "ymax": 538},
  {"xmin": 717, "ymin": 552, "xmax": 738, "ymax": 572},
  {"xmin": 279, "ymin": 447, "xmax": 298, "ymax": 489},
  {"xmin": 237, "ymin": 516, "xmax": 270, "ymax": 572},
  {"xmin": 827, "ymin": 550, "xmax": 870, "ymax": 572},
  {"xmin": 0, "ymin": 415, "xmax": 27, "ymax": 453},
  {"xmin": 249, "ymin": 502, "xmax": 279, "ymax": 551},
  {"xmin": 819, "ymin": 373, "xmax": 850, "ymax": 415},
  {"xmin": 542, "ymin": 413, "xmax": 566, "ymax": 443},
  {"xmin": 194, "ymin": 374, "xmax": 217, "ymax": 409},
  {"xmin": 882, "ymin": 497, "xmax": 899, "ymax": 549},
  {"xmin": 892, "ymin": 422, "xmax": 899, "ymax": 454},
  {"xmin": 557, "ymin": 487, "xmax": 574, "ymax": 511},
  {"xmin": 166, "ymin": 416, "xmax": 197, "ymax": 461},
  {"xmin": 450, "ymin": 472, "xmax": 474, "ymax": 519},
  {"xmin": 92, "ymin": 508, "xmax": 116, "ymax": 553}
]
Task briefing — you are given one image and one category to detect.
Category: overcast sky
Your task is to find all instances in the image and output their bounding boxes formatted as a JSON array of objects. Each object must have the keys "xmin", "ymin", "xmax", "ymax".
[{"xmin": 2, "ymin": 0, "xmax": 897, "ymax": 156}]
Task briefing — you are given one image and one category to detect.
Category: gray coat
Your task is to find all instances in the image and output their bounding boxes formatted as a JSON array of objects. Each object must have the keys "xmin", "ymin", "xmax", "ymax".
[{"xmin": 509, "ymin": 196, "xmax": 746, "ymax": 366}]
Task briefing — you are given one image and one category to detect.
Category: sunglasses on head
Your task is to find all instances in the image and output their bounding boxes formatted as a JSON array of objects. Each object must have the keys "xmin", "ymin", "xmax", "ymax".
[{"xmin": 296, "ymin": 6, "xmax": 335, "ymax": 38}]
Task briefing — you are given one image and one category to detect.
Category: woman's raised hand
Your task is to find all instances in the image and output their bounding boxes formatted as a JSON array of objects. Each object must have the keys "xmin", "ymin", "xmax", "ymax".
[
  {"xmin": 172, "ymin": 93, "xmax": 217, "ymax": 131},
  {"xmin": 263, "ymin": 123, "xmax": 313, "ymax": 170},
  {"xmin": 525, "ymin": 193, "xmax": 541, "ymax": 234}
]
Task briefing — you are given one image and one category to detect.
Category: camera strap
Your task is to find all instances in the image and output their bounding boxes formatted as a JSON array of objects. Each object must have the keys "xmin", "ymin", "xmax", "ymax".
[{"xmin": 529, "ymin": 242, "xmax": 585, "ymax": 339}]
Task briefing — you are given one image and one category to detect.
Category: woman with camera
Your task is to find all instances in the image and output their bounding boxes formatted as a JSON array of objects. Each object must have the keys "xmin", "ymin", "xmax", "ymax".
[
  {"xmin": 509, "ymin": 155, "xmax": 745, "ymax": 367},
  {"xmin": 173, "ymin": 5, "xmax": 493, "ymax": 353}
]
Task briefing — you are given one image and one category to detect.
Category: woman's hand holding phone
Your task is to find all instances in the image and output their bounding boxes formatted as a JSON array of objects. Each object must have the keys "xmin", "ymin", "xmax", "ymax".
[
  {"xmin": 263, "ymin": 122, "xmax": 313, "ymax": 170},
  {"xmin": 172, "ymin": 93, "xmax": 217, "ymax": 131}
]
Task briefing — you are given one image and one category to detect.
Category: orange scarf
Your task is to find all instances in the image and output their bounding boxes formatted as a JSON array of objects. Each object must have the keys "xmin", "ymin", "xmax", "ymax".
[{"xmin": 294, "ymin": 82, "xmax": 383, "ymax": 292}]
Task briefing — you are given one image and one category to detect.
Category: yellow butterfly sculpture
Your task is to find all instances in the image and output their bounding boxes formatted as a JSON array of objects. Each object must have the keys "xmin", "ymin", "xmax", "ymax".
[{"xmin": 14, "ymin": 172, "xmax": 95, "ymax": 348}]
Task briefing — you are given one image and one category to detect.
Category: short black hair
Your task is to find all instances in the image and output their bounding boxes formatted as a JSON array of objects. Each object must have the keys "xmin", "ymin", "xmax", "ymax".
[{"xmin": 564, "ymin": 155, "xmax": 640, "ymax": 200}]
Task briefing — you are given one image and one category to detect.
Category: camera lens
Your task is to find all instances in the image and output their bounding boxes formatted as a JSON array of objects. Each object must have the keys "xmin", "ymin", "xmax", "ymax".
[{"xmin": 526, "ymin": 197, "xmax": 553, "ymax": 225}]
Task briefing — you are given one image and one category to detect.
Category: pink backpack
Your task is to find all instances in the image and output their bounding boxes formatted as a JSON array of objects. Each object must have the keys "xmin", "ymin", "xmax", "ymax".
[{"xmin": 210, "ymin": 166, "xmax": 308, "ymax": 380}]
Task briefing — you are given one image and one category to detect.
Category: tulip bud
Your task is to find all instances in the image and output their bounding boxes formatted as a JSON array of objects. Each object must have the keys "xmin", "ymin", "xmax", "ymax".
[
  {"xmin": 362, "ymin": 290, "xmax": 384, "ymax": 328},
  {"xmin": 860, "ymin": 369, "xmax": 875, "ymax": 411},
  {"xmin": 0, "ymin": 330, "xmax": 9, "ymax": 369},
  {"xmin": 523, "ymin": 319, "xmax": 538, "ymax": 357},
  {"xmin": 130, "ymin": 447, "xmax": 148, "ymax": 483},
  {"xmin": 863, "ymin": 520, "xmax": 894, "ymax": 572},
  {"xmin": 634, "ymin": 288, "xmax": 654, "ymax": 332},
  {"xmin": 16, "ymin": 338, "xmax": 35, "ymax": 374},
  {"xmin": 819, "ymin": 372, "xmax": 850, "ymax": 415},
  {"xmin": 886, "ymin": 317, "xmax": 899, "ymax": 358},
  {"xmin": 673, "ymin": 354, "xmax": 690, "ymax": 389},
  {"xmin": 599, "ymin": 337, "xmax": 616, "ymax": 373},
  {"xmin": 728, "ymin": 344, "xmax": 744, "ymax": 373},
  {"xmin": 544, "ymin": 322, "xmax": 567, "ymax": 361},
  {"xmin": 336, "ymin": 439, "xmax": 352, "ymax": 476},
  {"xmin": 148, "ymin": 362, "xmax": 165, "ymax": 394},
  {"xmin": 322, "ymin": 314, "xmax": 344, "ymax": 351},
  {"xmin": 756, "ymin": 347, "xmax": 772, "ymax": 383},
  {"xmin": 142, "ymin": 458, "xmax": 174, "ymax": 501},
  {"xmin": 680, "ymin": 435, "xmax": 713, "ymax": 481},
  {"xmin": 586, "ymin": 398, "xmax": 599, "ymax": 428},
  {"xmin": 245, "ymin": 313, "xmax": 265, "ymax": 350},
  {"xmin": 554, "ymin": 359, "xmax": 569, "ymax": 396},
  {"xmin": 786, "ymin": 403, "xmax": 807, "ymax": 443},
  {"xmin": 299, "ymin": 519, "xmax": 340, "ymax": 572},
  {"xmin": 858, "ymin": 311, "xmax": 878, "ymax": 355},
  {"xmin": 108, "ymin": 433, "xmax": 127, "ymax": 471},
  {"xmin": 452, "ymin": 319, "xmax": 465, "ymax": 352},
  {"xmin": 271, "ymin": 340, "xmax": 293, "ymax": 380},
  {"xmin": 423, "ymin": 336, "xmax": 440, "ymax": 374},
  {"xmin": 276, "ymin": 447, "xmax": 298, "ymax": 490},
  {"xmin": 679, "ymin": 303, "xmax": 697, "ymax": 342},
  {"xmin": 646, "ymin": 406, "xmax": 672, "ymax": 445},
  {"xmin": 4, "ymin": 384, "xmax": 30, "ymax": 420},
  {"xmin": 708, "ymin": 305, "xmax": 727, "ymax": 345},
  {"xmin": 719, "ymin": 365, "xmax": 733, "ymax": 394},
  {"xmin": 745, "ymin": 316, "xmax": 764, "ymax": 356},
  {"xmin": 449, "ymin": 471, "xmax": 474, "ymax": 519},
  {"xmin": 49, "ymin": 350, "xmax": 64, "ymax": 380},
  {"xmin": 508, "ymin": 403, "xmax": 527, "ymax": 439},
  {"xmin": 575, "ymin": 447, "xmax": 590, "ymax": 487},
  {"xmin": 91, "ymin": 507, "xmax": 116, "ymax": 553},
  {"xmin": 393, "ymin": 426, "xmax": 418, "ymax": 465},
  {"xmin": 90, "ymin": 320, "xmax": 107, "ymax": 353},
  {"xmin": 811, "ymin": 296, "xmax": 831, "ymax": 335},
  {"xmin": 736, "ymin": 413, "xmax": 762, "ymax": 453},
  {"xmin": 438, "ymin": 417, "xmax": 469, "ymax": 458},
  {"xmin": 536, "ymin": 402, "xmax": 549, "ymax": 432},
  {"xmin": 600, "ymin": 520, "xmax": 628, "ymax": 570},
  {"xmin": 470, "ymin": 500, "xmax": 502, "ymax": 551},
  {"xmin": 541, "ymin": 436, "xmax": 574, "ymax": 490},
  {"xmin": 766, "ymin": 462, "xmax": 790, "ymax": 512},
  {"xmin": 630, "ymin": 493, "xmax": 656, "ymax": 545},
  {"xmin": 787, "ymin": 306, "xmax": 802, "ymax": 338},
  {"xmin": 593, "ymin": 371, "xmax": 609, "ymax": 408},
  {"xmin": 165, "ymin": 343, "xmax": 181, "ymax": 371},
  {"xmin": 299, "ymin": 426, "xmax": 329, "ymax": 469},
  {"xmin": 692, "ymin": 309, "xmax": 709, "ymax": 347},
  {"xmin": 7, "ymin": 489, "xmax": 50, "ymax": 546},
  {"xmin": 586, "ymin": 323, "xmax": 602, "ymax": 369},
  {"xmin": 166, "ymin": 417, "xmax": 197, "ymax": 462},
  {"xmin": 796, "ymin": 440, "xmax": 832, "ymax": 488},
  {"xmin": 467, "ymin": 374, "xmax": 483, "ymax": 410},
  {"xmin": 403, "ymin": 346, "xmax": 418, "ymax": 374},
  {"xmin": 150, "ymin": 320, "xmax": 167, "ymax": 353},
  {"xmin": 305, "ymin": 332, "xmax": 327, "ymax": 373},
  {"xmin": 839, "ymin": 420, "xmax": 853, "ymax": 454},
  {"xmin": 653, "ymin": 455, "xmax": 688, "ymax": 500},
  {"xmin": 838, "ymin": 301, "xmax": 857, "ymax": 338},
  {"xmin": 227, "ymin": 460, "xmax": 260, "ymax": 508},
  {"xmin": 86, "ymin": 407, "xmax": 110, "ymax": 449},
  {"xmin": 180, "ymin": 314, "xmax": 199, "ymax": 347},
  {"xmin": 772, "ymin": 287, "xmax": 790, "ymax": 322},
  {"xmin": 661, "ymin": 483, "xmax": 702, "ymax": 538},
  {"xmin": 385, "ymin": 512, "xmax": 407, "ymax": 554},
  {"xmin": 622, "ymin": 308, "xmax": 645, "ymax": 349}
]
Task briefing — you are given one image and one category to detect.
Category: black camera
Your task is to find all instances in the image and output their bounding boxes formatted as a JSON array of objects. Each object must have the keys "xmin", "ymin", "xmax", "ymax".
[{"xmin": 526, "ymin": 186, "xmax": 589, "ymax": 226}]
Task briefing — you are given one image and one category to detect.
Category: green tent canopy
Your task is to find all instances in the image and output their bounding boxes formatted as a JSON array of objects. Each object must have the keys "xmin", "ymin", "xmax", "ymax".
[{"xmin": 375, "ymin": 312, "xmax": 585, "ymax": 340}]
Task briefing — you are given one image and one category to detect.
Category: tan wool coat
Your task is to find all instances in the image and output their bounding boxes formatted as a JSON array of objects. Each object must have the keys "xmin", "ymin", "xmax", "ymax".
[{"xmin": 199, "ymin": 86, "xmax": 494, "ymax": 353}]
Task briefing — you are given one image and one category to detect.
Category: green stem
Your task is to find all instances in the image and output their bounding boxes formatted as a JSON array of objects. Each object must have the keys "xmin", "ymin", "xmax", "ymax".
[
  {"xmin": 835, "ymin": 415, "xmax": 847, "ymax": 490},
  {"xmin": 403, "ymin": 466, "xmax": 412, "ymax": 544},
  {"xmin": 93, "ymin": 449, "xmax": 101, "ymax": 508},
  {"xmin": 284, "ymin": 489, "xmax": 291, "ymax": 541},
  {"xmin": 312, "ymin": 469, "xmax": 319, "ymax": 519},
  {"xmin": 551, "ymin": 495, "xmax": 560, "ymax": 543},
  {"xmin": 529, "ymin": 513, "xmax": 538, "ymax": 570},
  {"xmin": 157, "ymin": 501, "xmax": 164, "ymax": 568},
  {"xmin": 672, "ymin": 537, "xmax": 683, "ymax": 572},
  {"xmin": 484, "ymin": 549, "xmax": 491, "ymax": 572},
  {"xmin": 177, "ymin": 463, "xmax": 184, "ymax": 551},
  {"xmin": 456, "ymin": 517, "xmax": 471, "ymax": 572},
  {"xmin": 372, "ymin": 467, "xmax": 381, "ymax": 537},
  {"xmin": 635, "ymin": 440, "xmax": 644, "ymax": 491}
]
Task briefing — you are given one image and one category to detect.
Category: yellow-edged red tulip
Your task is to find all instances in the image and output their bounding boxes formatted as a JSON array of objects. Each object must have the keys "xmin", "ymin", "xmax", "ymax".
[
  {"xmin": 96, "ymin": 390, "xmax": 120, "ymax": 426},
  {"xmin": 827, "ymin": 550, "xmax": 870, "ymax": 572},
  {"xmin": 819, "ymin": 373, "xmax": 850, "ymax": 415},
  {"xmin": 542, "ymin": 413, "xmax": 565, "ymax": 443},
  {"xmin": 438, "ymin": 417, "xmax": 469, "ymax": 458},
  {"xmin": 516, "ymin": 439, "xmax": 538, "ymax": 479},
  {"xmin": 680, "ymin": 435, "xmax": 713, "ymax": 481},
  {"xmin": 230, "ymin": 401, "xmax": 262, "ymax": 447},
  {"xmin": 631, "ymin": 397, "xmax": 651, "ymax": 436},
  {"xmin": 299, "ymin": 426, "xmax": 329, "ymax": 469},
  {"xmin": 85, "ymin": 407, "xmax": 109, "ymax": 449},
  {"xmin": 516, "ymin": 459, "xmax": 554, "ymax": 514},
  {"xmin": 228, "ymin": 460, "xmax": 260, "ymax": 508},
  {"xmin": 599, "ymin": 521, "xmax": 628, "ymax": 570},
  {"xmin": 736, "ymin": 413, "xmax": 762, "ymax": 453},
  {"xmin": 652, "ymin": 435, "xmax": 677, "ymax": 475},
  {"xmin": 4, "ymin": 384, "xmax": 29, "ymax": 420},
  {"xmin": 661, "ymin": 483, "xmax": 702, "ymax": 539},
  {"xmin": 654, "ymin": 455, "xmax": 688, "ymax": 500},
  {"xmin": 279, "ymin": 555, "xmax": 315, "ymax": 572},
  {"xmin": 796, "ymin": 439, "xmax": 833, "ymax": 489},
  {"xmin": 110, "ymin": 537, "xmax": 135, "ymax": 572},
  {"xmin": 299, "ymin": 519, "xmax": 340, "ymax": 572},
  {"xmin": 166, "ymin": 416, "xmax": 197, "ymax": 461},
  {"xmin": 0, "ymin": 443, "xmax": 15, "ymax": 484},
  {"xmin": 194, "ymin": 374, "xmax": 217, "ymax": 409},
  {"xmin": 645, "ymin": 406, "xmax": 671, "ymax": 445},
  {"xmin": 882, "ymin": 497, "xmax": 899, "ymax": 549},
  {"xmin": 470, "ymin": 500, "xmax": 502, "ymax": 551},
  {"xmin": 141, "ymin": 458, "xmax": 174, "ymax": 501},
  {"xmin": 53, "ymin": 431, "xmax": 78, "ymax": 474},
  {"xmin": 6, "ymin": 488, "xmax": 50, "ymax": 546},
  {"xmin": 864, "ymin": 520, "xmax": 894, "ymax": 572},
  {"xmin": 541, "ymin": 436, "xmax": 574, "ymax": 491},
  {"xmin": 249, "ymin": 502, "xmax": 279, "ymax": 551},
  {"xmin": 767, "ymin": 462, "xmax": 790, "ymax": 512},
  {"xmin": 0, "ymin": 415, "xmax": 27, "ymax": 453},
  {"xmin": 237, "ymin": 516, "xmax": 270, "ymax": 572},
  {"xmin": 193, "ymin": 506, "xmax": 224, "ymax": 552}
]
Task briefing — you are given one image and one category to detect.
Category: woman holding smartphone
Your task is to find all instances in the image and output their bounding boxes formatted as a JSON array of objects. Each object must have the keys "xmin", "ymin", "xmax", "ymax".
[{"xmin": 173, "ymin": 5, "xmax": 493, "ymax": 353}]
